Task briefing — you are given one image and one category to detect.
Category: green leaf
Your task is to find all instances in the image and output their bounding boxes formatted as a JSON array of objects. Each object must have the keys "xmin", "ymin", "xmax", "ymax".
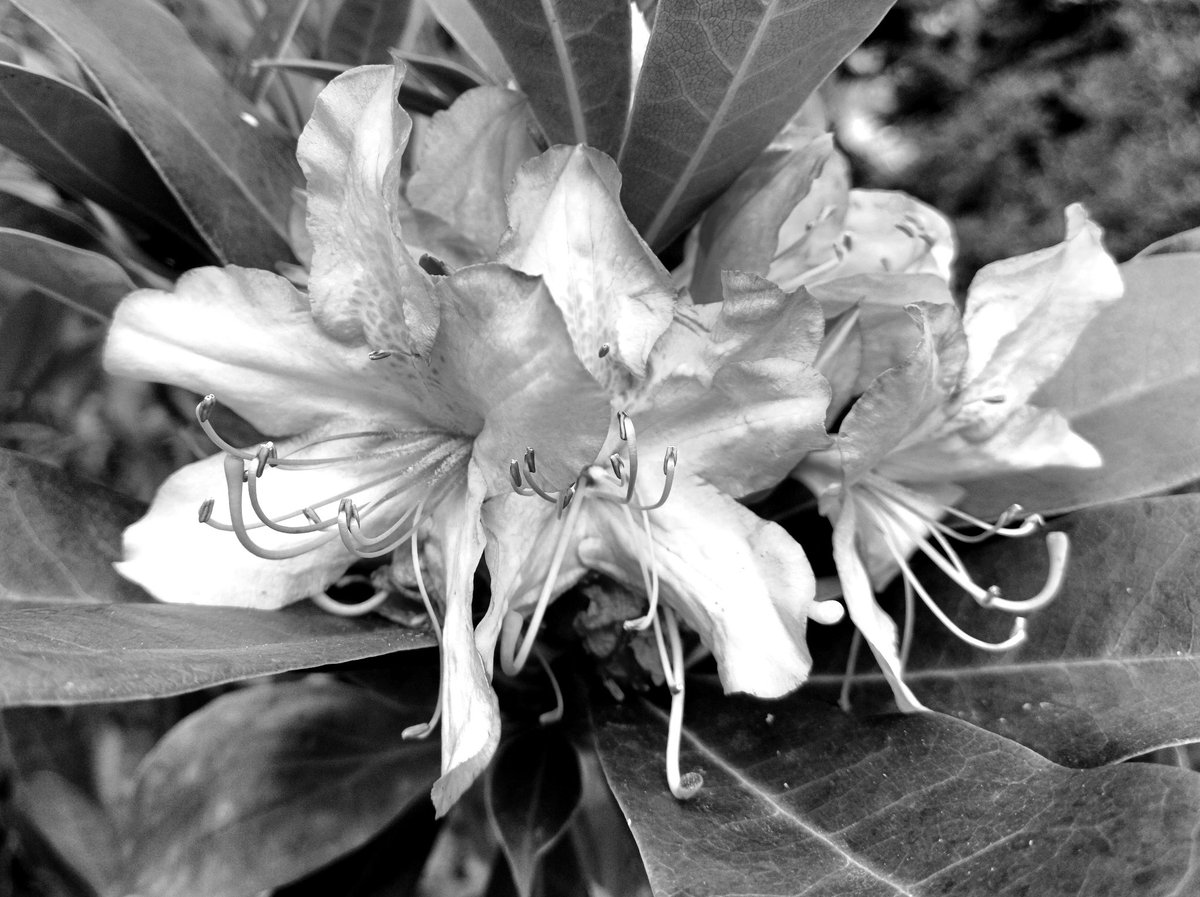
[
  {"xmin": 0, "ymin": 602, "xmax": 433, "ymax": 706},
  {"xmin": 0, "ymin": 189, "xmax": 102, "ymax": 247},
  {"xmin": 0, "ymin": 448, "xmax": 148, "ymax": 605},
  {"xmin": 0, "ymin": 62, "xmax": 209, "ymax": 260},
  {"xmin": 815, "ymin": 495, "xmax": 1200, "ymax": 769},
  {"xmin": 426, "ymin": 0, "xmax": 514, "ymax": 83},
  {"xmin": 467, "ymin": 0, "xmax": 630, "ymax": 157},
  {"xmin": 327, "ymin": 0, "xmax": 412, "ymax": 67},
  {"xmin": 12, "ymin": 0, "xmax": 302, "ymax": 268},
  {"xmin": 0, "ymin": 228, "xmax": 135, "ymax": 320},
  {"xmin": 486, "ymin": 729, "xmax": 582, "ymax": 897},
  {"xmin": 123, "ymin": 680, "xmax": 440, "ymax": 897},
  {"xmin": 593, "ymin": 685, "xmax": 1200, "ymax": 897},
  {"xmin": 618, "ymin": 0, "xmax": 895, "ymax": 250},
  {"xmin": 963, "ymin": 253, "xmax": 1200, "ymax": 517}
]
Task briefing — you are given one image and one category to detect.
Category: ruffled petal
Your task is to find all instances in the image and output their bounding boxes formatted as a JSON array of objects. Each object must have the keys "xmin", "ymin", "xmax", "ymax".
[
  {"xmin": 581, "ymin": 477, "xmax": 833, "ymax": 698},
  {"xmin": 499, "ymin": 145, "xmax": 676, "ymax": 386},
  {"xmin": 830, "ymin": 498, "xmax": 925, "ymax": 712},
  {"xmin": 299, "ymin": 64, "xmax": 438, "ymax": 355},
  {"xmin": 958, "ymin": 204, "xmax": 1123, "ymax": 425},
  {"xmin": 634, "ymin": 274, "xmax": 831, "ymax": 496},
  {"xmin": 429, "ymin": 464, "xmax": 501, "ymax": 817},
  {"xmin": 104, "ymin": 266, "xmax": 431, "ymax": 435},
  {"xmin": 432, "ymin": 264, "xmax": 613, "ymax": 494},
  {"xmin": 835, "ymin": 303, "xmax": 967, "ymax": 483},
  {"xmin": 688, "ymin": 130, "xmax": 835, "ymax": 304},
  {"xmin": 407, "ymin": 87, "xmax": 538, "ymax": 255}
]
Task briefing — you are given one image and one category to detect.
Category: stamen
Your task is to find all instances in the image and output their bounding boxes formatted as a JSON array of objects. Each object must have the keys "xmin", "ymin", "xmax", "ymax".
[
  {"xmin": 508, "ymin": 459, "xmax": 533, "ymax": 495},
  {"xmin": 649, "ymin": 603, "xmax": 678, "ymax": 693},
  {"xmin": 335, "ymin": 499, "xmax": 420, "ymax": 558},
  {"xmin": 195, "ymin": 396, "xmax": 255, "ymax": 460},
  {"xmin": 872, "ymin": 514, "xmax": 1029, "ymax": 653},
  {"xmin": 368, "ymin": 349, "xmax": 392, "ymax": 360},
  {"xmin": 838, "ymin": 629, "xmax": 863, "ymax": 712},
  {"xmin": 198, "ymin": 498, "xmax": 214, "ymax": 523},
  {"xmin": 617, "ymin": 412, "xmax": 639, "ymax": 503},
  {"xmin": 246, "ymin": 472, "xmax": 337, "ymax": 534},
  {"xmin": 535, "ymin": 650, "xmax": 565, "ymax": 725},
  {"xmin": 626, "ymin": 447, "xmax": 677, "ymax": 512},
  {"xmin": 899, "ymin": 575, "xmax": 915, "ymax": 668},
  {"xmin": 310, "ymin": 585, "xmax": 391, "ymax": 617},
  {"xmin": 622, "ymin": 505, "xmax": 661, "ymax": 632},
  {"xmin": 557, "ymin": 482, "xmax": 577, "ymax": 519},
  {"xmin": 662, "ymin": 606, "xmax": 702, "ymax": 801},
  {"xmin": 609, "ymin": 452, "xmax": 624, "ymax": 482},
  {"xmin": 403, "ymin": 505, "xmax": 444, "ymax": 740},
  {"xmin": 503, "ymin": 484, "xmax": 588, "ymax": 675},
  {"xmin": 221, "ymin": 455, "xmax": 339, "ymax": 559},
  {"xmin": 979, "ymin": 532, "xmax": 1069, "ymax": 614}
]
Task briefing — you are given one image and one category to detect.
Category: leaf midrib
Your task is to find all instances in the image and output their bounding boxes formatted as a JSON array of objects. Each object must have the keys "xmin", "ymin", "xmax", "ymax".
[
  {"xmin": 640, "ymin": 0, "xmax": 781, "ymax": 246},
  {"xmin": 539, "ymin": 0, "xmax": 587, "ymax": 142}
]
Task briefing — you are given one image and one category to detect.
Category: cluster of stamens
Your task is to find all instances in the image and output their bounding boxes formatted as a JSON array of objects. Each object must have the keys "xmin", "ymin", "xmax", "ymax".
[
  {"xmin": 502, "ymin": 410, "xmax": 699, "ymax": 799},
  {"xmin": 839, "ymin": 473, "xmax": 1069, "ymax": 711},
  {"xmin": 192, "ymin": 394, "xmax": 449, "ymax": 739}
]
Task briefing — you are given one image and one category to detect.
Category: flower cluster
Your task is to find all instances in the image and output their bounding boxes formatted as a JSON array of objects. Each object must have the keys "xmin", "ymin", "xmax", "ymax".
[{"xmin": 104, "ymin": 64, "xmax": 1122, "ymax": 812}]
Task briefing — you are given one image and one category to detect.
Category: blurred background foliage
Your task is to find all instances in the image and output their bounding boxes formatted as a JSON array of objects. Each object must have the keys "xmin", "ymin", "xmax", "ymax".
[{"xmin": 836, "ymin": 0, "xmax": 1200, "ymax": 289}]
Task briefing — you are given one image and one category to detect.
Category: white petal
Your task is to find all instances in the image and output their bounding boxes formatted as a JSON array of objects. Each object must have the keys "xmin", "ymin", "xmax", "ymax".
[{"xmin": 103, "ymin": 266, "xmax": 432, "ymax": 436}]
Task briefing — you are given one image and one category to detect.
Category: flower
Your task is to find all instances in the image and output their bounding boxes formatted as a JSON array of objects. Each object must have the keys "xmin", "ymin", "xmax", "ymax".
[
  {"xmin": 792, "ymin": 205, "xmax": 1124, "ymax": 710},
  {"xmin": 481, "ymin": 248, "xmax": 844, "ymax": 794},
  {"xmin": 678, "ymin": 123, "xmax": 955, "ymax": 304},
  {"xmin": 103, "ymin": 65, "xmax": 616, "ymax": 814}
]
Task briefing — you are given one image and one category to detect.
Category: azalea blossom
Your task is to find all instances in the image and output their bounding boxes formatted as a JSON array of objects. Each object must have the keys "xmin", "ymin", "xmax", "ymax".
[
  {"xmin": 104, "ymin": 65, "xmax": 615, "ymax": 814},
  {"xmin": 679, "ymin": 124, "xmax": 955, "ymax": 304},
  {"xmin": 793, "ymin": 205, "xmax": 1124, "ymax": 710}
]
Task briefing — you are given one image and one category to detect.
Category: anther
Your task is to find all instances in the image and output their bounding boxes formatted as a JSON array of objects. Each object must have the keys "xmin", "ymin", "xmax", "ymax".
[
  {"xmin": 598, "ymin": 343, "xmax": 611, "ymax": 358},
  {"xmin": 418, "ymin": 253, "xmax": 448, "ymax": 276},
  {"xmin": 617, "ymin": 411, "xmax": 630, "ymax": 441},
  {"xmin": 842, "ymin": 232, "xmax": 855, "ymax": 251},
  {"xmin": 368, "ymin": 349, "xmax": 392, "ymax": 361},
  {"xmin": 559, "ymin": 482, "xmax": 577, "ymax": 515},
  {"xmin": 254, "ymin": 442, "xmax": 276, "ymax": 478},
  {"xmin": 609, "ymin": 452, "xmax": 624, "ymax": 481},
  {"xmin": 196, "ymin": 394, "xmax": 216, "ymax": 423},
  {"xmin": 198, "ymin": 498, "xmax": 215, "ymax": 524},
  {"xmin": 509, "ymin": 459, "xmax": 524, "ymax": 491},
  {"xmin": 982, "ymin": 394, "xmax": 1007, "ymax": 404},
  {"xmin": 524, "ymin": 447, "xmax": 537, "ymax": 474},
  {"xmin": 339, "ymin": 497, "xmax": 361, "ymax": 528},
  {"xmin": 895, "ymin": 221, "xmax": 916, "ymax": 238},
  {"xmin": 663, "ymin": 446, "xmax": 677, "ymax": 476}
]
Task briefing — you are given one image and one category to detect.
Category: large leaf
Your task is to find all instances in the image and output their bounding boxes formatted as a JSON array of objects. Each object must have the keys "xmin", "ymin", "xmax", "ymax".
[
  {"xmin": 123, "ymin": 680, "xmax": 440, "ymax": 897},
  {"xmin": 467, "ymin": 0, "xmax": 630, "ymax": 157},
  {"xmin": 812, "ymin": 495, "xmax": 1200, "ymax": 769},
  {"xmin": 0, "ymin": 229, "xmax": 134, "ymax": 320},
  {"xmin": 0, "ymin": 63, "xmax": 209, "ymax": 262},
  {"xmin": 13, "ymin": 0, "xmax": 301, "ymax": 268},
  {"xmin": 426, "ymin": 0, "xmax": 514, "ymax": 83},
  {"xmin": 0, "ymin": 602, "xmax": 433, "ymax": 705},
  {"xmin": 594, "ymin": 685, "xmax": 1200, "ymax": 897},
  {"xmin": 618, "ymin": 0, "xmax": 894, "ymax": 249},
  {"xmin": 963, "ymin": 253, "xmax": 1200, "ymax": 517},
  {"xmin": 0, "ymin": 448, "xmax": 148, "ymax": 605},
  {"xmin": 486, "ymin": 729, "xmax": 582, "ymax": 897},
  {"xmin": 326, "ymin": 0, "xmax": 412, "ymax": 67}
]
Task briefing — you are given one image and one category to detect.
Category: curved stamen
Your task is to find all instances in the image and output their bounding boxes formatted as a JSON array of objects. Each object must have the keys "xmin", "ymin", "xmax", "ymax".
[
  {"xmin": 662, "ymin": 606, "xmax": 702, "ymax": 801},
  {"xmin": 869, "ymin": 507, "xmax": 1028, "ymax": 653},
  {"xmin": 311, "ymin": 584, "xmax": 391, "ymax": 617},
  {"xmin": 504, "ymin": 483, "xmax": 588, "ymax": 675},
  {"xmin": 245, "ymin": 470, "xmax": 337, "ymax": 534},
  {"xmin": 649, "ymin": 606, "xmax": 677, "ymax": 693},
  {"xmin": 618, "ymin": 412, "xmax": 639, "ymax": 504},
  {"xmin": 622, "ymin": 505, "xmax": 662, "ymax": 632},
  {"xmin": 508, "ymin": 459, "xmax": 534, "ymax": 496},
  {"xmin": 522, "ymin": 452, "xmax": 565, "ymax": 504},
  {"xmin": 335, "ymin": 499, "xmax": 420, "ymax": 559},
  {"xmin": 403, "ymin": 504, "xmax": 444, "ymax": 740},
  {"xmin": 609, "ymin": 451, "xmax": 624, "ymax": 482},
  {"xmin": 535, "ymin": 649, "xmax": 565, "ymax": 726},
  {"xmin": 196, "ymin": 396, "xmax": 256, "ymax": 460},
  {"xmin": 979, "ymin": 532, "xmax": 1069, "ymax": 615},
  {"xmin": 627, "ymin": 447, "xmax": 677, "ymax": 512},
  {"xmin": 838, "ymin": 629, "xmax": 863, "ymax": 713},
  {"xmin": 221, "ymin": 455, "xmax": 339, "ymax": 559}
]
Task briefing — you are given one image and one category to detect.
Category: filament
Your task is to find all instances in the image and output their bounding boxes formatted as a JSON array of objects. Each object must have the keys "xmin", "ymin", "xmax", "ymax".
[
  {"xmin": 221, "ymin": 455, "xmax": 339, "ymax": 559},
  {"xmin": 404, "ymin": 505, "xmax": 444, "ymax": 740},
  {"xmin": 839, "ymin": 629, "xmax": 863, "ymax": 712},
  {"xmin": 622, "ymin": 505, "xmax": 661, "ymax": 632},
  {"xmin": 535, "ymin": 650, "xmax": 565, "ymax": 725},
  {"xmin": 662, "ymin": 606, "xmax": 702, "ymax": 801},
  {"xmin": 311, "ymin": 584, "xmax": 391, "ymax": 617}
]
